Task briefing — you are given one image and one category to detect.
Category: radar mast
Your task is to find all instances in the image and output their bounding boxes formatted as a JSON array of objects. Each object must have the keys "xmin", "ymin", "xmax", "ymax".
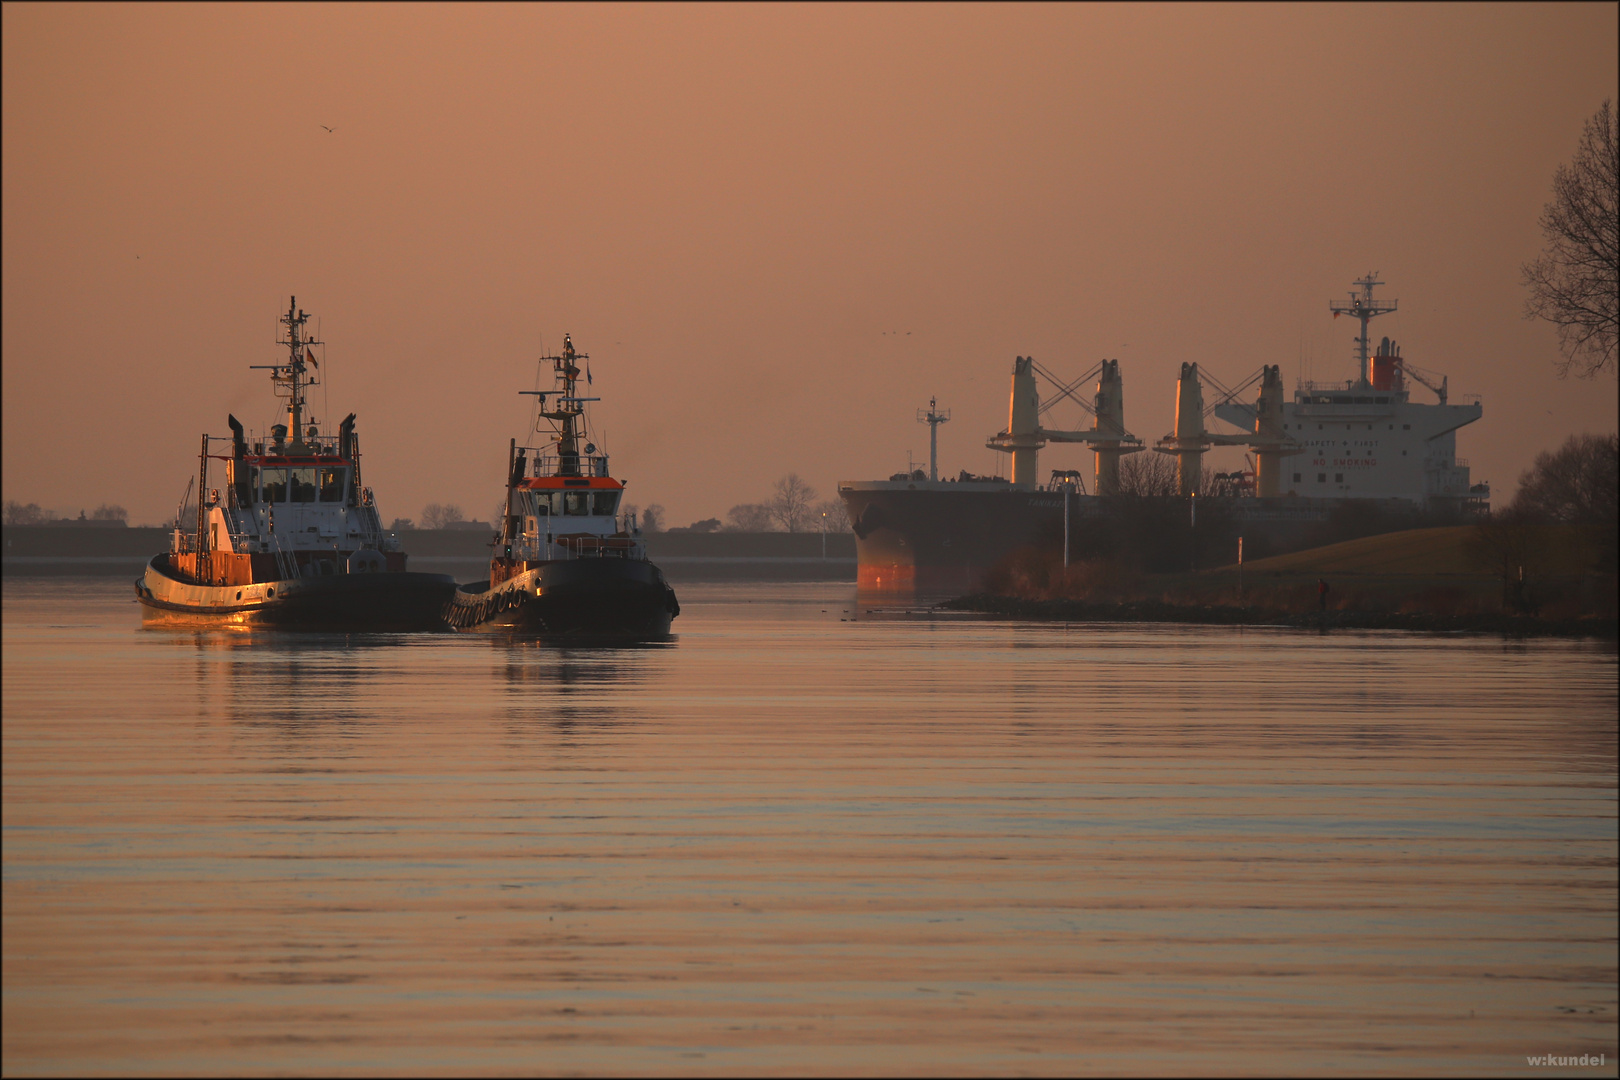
[{"xmin": 1329, "ymin": 274, "xmax": 1397, "ymax": 386}]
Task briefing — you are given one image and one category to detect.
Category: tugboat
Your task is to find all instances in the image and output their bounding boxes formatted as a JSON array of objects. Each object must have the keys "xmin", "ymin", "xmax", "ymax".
[
  {"xmin": 135, "ymin": 298, "xmax": 457, "ymax": 630},
  {"xmin": 444, "ymin": 334, "xmax": 679, "ymax": 638}
]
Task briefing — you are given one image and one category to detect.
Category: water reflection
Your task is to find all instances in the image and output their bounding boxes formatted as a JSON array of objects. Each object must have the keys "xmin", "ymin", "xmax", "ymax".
[
  {"xmin": 497, "ymin": 638, "xmax": 673, "ymax": 742},
  {"xmin": 3, "ymin": 579, "xmax": 1615, "ymax": 1075}
]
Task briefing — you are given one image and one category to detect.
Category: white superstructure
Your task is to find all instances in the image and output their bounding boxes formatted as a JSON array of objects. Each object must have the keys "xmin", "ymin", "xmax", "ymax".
[{"xmin": 1213, "ymin": 275, "xmax": 1487, "ymax": 508}]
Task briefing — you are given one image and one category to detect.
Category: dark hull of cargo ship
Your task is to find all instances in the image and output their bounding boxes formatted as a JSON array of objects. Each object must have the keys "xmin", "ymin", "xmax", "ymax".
[
  {"xmin": 842, "ymin": 484, "xmax": 1069, "ymax": 595},
  {"xmin": 841, "ymin": 484, "xmax": 1345, "ymax": 596},
  {"xmin": 445, "ymin": 557, "xmax": 679, "ymax": 639},
  {"xmin": 136, "ymin": 556, "xmax": 458, "ymax": 631}
]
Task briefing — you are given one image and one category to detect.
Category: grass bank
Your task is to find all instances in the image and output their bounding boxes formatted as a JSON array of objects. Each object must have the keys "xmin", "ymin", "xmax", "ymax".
[{"xmin": 959, "ymin": 525, "xmax": 1617, "ymax": 637}]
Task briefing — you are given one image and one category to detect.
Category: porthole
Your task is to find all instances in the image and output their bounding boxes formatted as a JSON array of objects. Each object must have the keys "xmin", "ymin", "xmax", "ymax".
[
  {"xmin": 236, "ymin": 591, "xmax": 242, "ymax": 599},
  {"xmin": 267, "ymin": 587, "xmax": 275, "ymax": 598}
]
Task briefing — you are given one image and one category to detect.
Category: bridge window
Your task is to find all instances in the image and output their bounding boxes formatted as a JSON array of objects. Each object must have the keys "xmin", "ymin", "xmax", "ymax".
[
  {"xmin": 319, "ymin": 467, "xmax": 346, "ymax": 502},
  {"xmin": 519, "ymin": 491, "xmax": 555, "ymax": 516},
  {"xmin": 563, "ymin": 491, "xmax": 592, "ymax": 515},
  {"xmin": 1317, "ymin": 473, "xmax": 1326, "ymax": 483},
  {"xmin": 593, "ymin": 491, "xmax": 620, "ymax": 516},
  {"xmin": 262, "ymin": 468, "xmax": 288, "ymax": 503},
  {"xmin": 289, "ymin": 468, "xmax": 317, "ymax": 503},
  {"xmin": 1293, "ymin": 473, "xmax": 1301, "ymax": 483}
]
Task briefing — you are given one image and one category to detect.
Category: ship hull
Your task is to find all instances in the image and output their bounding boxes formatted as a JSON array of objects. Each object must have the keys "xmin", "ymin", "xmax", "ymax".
[
  {"xmin": 445, "ymin": 558, "xmax": 679, "ymax": 639},
  {"xmin": 841, "ymin": 484, "xmax": 1354, "ymax": 596},
  {"xmin": 136, "ymin": 556, "xmax": 457, "ymax": 631},
  {"xmin": 842, "ymin": 485, "xmax": 1067, "ymax": 595}
]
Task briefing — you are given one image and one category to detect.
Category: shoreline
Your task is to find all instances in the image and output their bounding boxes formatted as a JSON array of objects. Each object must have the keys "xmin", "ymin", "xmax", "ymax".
[{"xmin": 937, "ymin": 593, "xmax": 1619, "ymax": 639}]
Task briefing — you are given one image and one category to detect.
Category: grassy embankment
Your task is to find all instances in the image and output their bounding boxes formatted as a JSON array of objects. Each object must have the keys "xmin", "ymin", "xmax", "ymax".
[{"xmin": 944, "ymin": 526, "xmax": 1617, "ymax": 637}]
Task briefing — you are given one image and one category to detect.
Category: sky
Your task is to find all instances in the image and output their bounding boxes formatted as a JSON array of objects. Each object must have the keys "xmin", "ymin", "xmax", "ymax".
[{"xmin": 4, "ymin": 2, "xmax": 1616, "ymax": 528}]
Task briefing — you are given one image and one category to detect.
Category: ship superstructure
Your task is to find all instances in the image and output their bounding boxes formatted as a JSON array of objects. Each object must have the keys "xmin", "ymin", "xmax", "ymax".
[{"xmin": 1211, "ymin": 276, "xmax": 1485, "ymax": 507}]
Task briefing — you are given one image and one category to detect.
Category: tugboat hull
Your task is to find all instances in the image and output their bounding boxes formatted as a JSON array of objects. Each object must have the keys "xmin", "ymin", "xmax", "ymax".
[
  {"xmin": 136, "ymin": 556, "xmax": 457, "ymax": 632},
  {"xmin": 445, "ymin": 558, "xmax": 678, "ymax": 639}
]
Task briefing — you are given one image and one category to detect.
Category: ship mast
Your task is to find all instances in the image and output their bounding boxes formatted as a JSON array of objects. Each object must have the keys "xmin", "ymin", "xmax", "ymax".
[
  {"xmin": 526, "ymin": 333, "xmax": 599, "ymax": 476},
  {"xmin": 252, "ymin": 297, "xmax": 322, "ymax": 450},
  {"xmin": 916, "ymin": 397, "xmax": 951, "ymax": 482},
  {"xmin": 1329, "ymin": 274, "xmax": 1397, "ymax": 386}
]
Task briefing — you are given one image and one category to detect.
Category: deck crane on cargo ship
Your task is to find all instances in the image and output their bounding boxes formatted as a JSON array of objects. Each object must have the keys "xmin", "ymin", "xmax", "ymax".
[
  {"xmin": 985, "ymin": 357, "xmax": 1145, "ymax": 495},
  {"xmin": 1154, "ymin": 363, "xmax": 1305, "ymax": 497}
]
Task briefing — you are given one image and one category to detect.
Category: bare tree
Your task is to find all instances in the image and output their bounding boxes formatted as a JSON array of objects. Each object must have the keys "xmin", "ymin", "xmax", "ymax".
[
  {"xmin": 3, "ymin": 501, "xmax": 48, "ymax": 525},
  {"xmin": 421, "ymin": 503, "xmax": 465, "ymax": 529},
  {"xmin": 1115, "ymin": 453, "xmax": 1179, "ymax": 496},
  {"xmin": 640, "ymin": 504, "xmax": 665, "ymax": 533},
  {"xmin": 1511, "ymin": 432, "xmax": 1618, "ymax": 526},
  {"xmin": 90, "ymin": 504, "xmax": 128, "ymax": 522},
  {"xmin": 768, "ymin": 474, "xmax": 818, "ymax": 532},
  {"xmin": 1523, "ymin": 100, "xmax": 1618, "ymax": 378},
  {"xmin": 725, "ymin": 503, "xmax": 775, "ymax": 532}
]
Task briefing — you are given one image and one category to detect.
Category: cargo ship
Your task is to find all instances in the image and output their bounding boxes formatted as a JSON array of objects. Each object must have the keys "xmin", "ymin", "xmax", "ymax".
[
  {"xmin": 839, "ymin": 275, "xmax": 1489, "ymax": 594},
  {"xmin": 135, "ymin": 298, "xmax": 457, "ymax": 629},
  {"xmin": 443, "ymin": 334, "xmax": 680, "ymax": 637}
]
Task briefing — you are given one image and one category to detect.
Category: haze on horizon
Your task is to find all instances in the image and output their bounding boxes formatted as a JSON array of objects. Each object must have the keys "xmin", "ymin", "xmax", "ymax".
[{"xmin": 4, "ymin": 3, "xmax": 1616, "ymax": 528}]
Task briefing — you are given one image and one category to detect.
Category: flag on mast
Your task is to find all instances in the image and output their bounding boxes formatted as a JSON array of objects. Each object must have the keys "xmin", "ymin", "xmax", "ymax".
[{"xmin": 305, "ymin": 348, "xmax": 319, "ymax": 369}]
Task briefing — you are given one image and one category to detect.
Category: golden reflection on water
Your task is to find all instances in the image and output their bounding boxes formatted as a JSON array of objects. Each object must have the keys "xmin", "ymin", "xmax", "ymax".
[{"xmin": 4, "ymin": 579, "xmax": 1616, "ymax": 1075}]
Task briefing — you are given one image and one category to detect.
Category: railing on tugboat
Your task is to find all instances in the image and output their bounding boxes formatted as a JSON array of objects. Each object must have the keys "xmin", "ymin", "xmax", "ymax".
[
  {"xmin": 524, "ymin": 451, "xmax": 612, "ymax": 478},
  {"xmin": 506, "ymin": 533, "xmax": 646, "ymax": 563}
]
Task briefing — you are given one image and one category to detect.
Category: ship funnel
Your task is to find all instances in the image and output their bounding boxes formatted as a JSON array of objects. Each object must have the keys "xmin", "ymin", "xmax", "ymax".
[
  {"xmin": 338, "ymin": 413, "xmax": 356, "ymax": 461},
  {"xmin": 227, "ymin": 414, "xmax": 249, "ymax": 507}
]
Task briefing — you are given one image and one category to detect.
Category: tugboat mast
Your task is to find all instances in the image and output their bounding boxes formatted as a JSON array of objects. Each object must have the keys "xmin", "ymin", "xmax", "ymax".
[
  {"xmin": 525, "ymin": 333, "xmax": 600, "ymax": 476},
  {"xmin": 250, "ymin": 297, "xmax": 322, "ymax": 450}
]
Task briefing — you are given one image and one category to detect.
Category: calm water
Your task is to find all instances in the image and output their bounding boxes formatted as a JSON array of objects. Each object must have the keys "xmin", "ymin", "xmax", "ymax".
[{"xmin": 3, "ymin": 577, "xmax": 1616, "ymax": 1076}]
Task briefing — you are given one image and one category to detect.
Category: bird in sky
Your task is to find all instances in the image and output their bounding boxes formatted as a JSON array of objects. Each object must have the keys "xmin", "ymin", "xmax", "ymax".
[{"xmin": 320, "ymin": 125, "xmax": 335, "ymax": 133}]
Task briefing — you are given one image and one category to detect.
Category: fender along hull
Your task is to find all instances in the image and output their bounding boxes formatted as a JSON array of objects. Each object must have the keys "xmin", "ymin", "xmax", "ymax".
[
  {"xmin": 136, "ymin": 556, "xmax": 457, "ymax": 632},
  {"xmin": 446, "ymin": 557, "xmax": 678, "ymax": 639}
]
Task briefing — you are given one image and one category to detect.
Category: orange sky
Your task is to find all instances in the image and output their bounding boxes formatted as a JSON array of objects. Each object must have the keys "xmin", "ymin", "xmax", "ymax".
[{"xmin": 4, "ymin": 3, "xmax": 1616, "ymax": 527}]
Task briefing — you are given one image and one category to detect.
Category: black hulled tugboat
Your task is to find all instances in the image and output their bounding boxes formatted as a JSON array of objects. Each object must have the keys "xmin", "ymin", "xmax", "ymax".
[
  {"xmin": 444, "ymin": 334, "xmax": 679, "ymax": 638},
  {"xmin": 135, "ymin": 298, "xmax": 457, "ymax": 630}
]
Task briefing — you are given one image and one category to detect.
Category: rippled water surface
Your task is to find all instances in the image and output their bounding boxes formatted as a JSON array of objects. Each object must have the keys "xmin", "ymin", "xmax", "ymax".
[{"xmin": 4, "ymin": 577, "xmax": 1616, "ymax": 1075}]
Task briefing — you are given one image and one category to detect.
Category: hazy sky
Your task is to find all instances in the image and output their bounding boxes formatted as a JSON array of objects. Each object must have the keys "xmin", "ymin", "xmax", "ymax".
[{"xmin": 5, "ymin": 3, "xmax": 1616, "ymax": 527}]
